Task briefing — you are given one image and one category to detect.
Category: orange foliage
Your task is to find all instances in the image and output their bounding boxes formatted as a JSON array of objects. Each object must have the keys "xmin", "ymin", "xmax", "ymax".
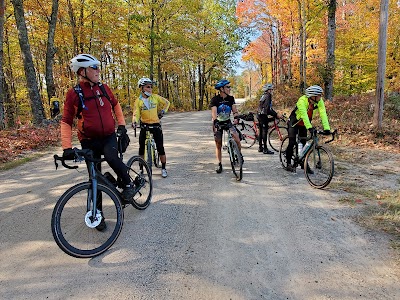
[{"xmin": 0, "ymin": 125, "xmax": 60, "ymax": 163}]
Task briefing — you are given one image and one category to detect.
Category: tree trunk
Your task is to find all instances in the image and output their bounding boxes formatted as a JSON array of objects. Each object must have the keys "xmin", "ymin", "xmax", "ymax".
[
  {"xmin": 374, "ymin": 0, "xmax": 389, "ymax": 129},
  {"xmin": 67, "ymin": 0, "xmax": 78, "ymax": 55},
  {"xmin": 277, "ymin": 22, "xmax": 284, "ymax": 84},
  {"xmin": 11, "ymin": 0, "xmax": 45, "ymax": 125},
  {"xmin": 298, "ymin": 0, "xmax": 307, "ymax": 92},
  {"xmin": 45, "ymin": 0, "xmax": 59, "ymax": 107},
  {"xmin": 149, "ymin": 3, "xmax": 155, "ymax": 80},
  {"xmin": 325, "ymin": 0, "xmax": 336, "ymax": 101},
  {"xmin": 198, "ymin": 61, "xmax": 207, "ymax": 111},
  {"xmin": 0, "ymin": 0, "xmax": 5, "ymax": 129},
  {"xmin": 4, "ymin": 27, "xmax": 17, "ymax": 128}
]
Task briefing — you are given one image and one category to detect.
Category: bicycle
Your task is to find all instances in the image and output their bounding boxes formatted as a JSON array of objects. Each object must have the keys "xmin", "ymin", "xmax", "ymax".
[
  {"xmin": 279, "ymin": 129, "xmax": 337, "ymax": 189},
  {"xmin": 235, "ymin": 112, "xmax": 287, "ymax": 151},
  {"xmin": 220, "ymin": 123, "xmax": 243, "ymax": 181},
  {"xmin": 267, "ymin": 114, "xmax": 288, "ymax": 152},
  {"xmin": 235, "ymin": 112, "xmax": 258, "ymax": 148},
  {"xmin": 133, "ymin": 113, "xmax": 165, "ymax": 175},
  {"xmin": 51, "ymin": 137, "xmax": 153, "ymax": 258}
]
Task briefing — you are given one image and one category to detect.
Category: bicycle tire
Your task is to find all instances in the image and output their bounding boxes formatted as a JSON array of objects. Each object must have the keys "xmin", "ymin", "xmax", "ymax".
[
  {"xmin": 236, "ymin": 123, "xmax": 257, "ymax": 148},
  {"xmin": 154, "ymin": 144, "xmax": 160, "ymax": 168},
  {"xmin": 126, "ymin": 156, "xmax": 153, "ymax": 210},
  {"xmin": 145, "ymin": 141, "xmax": 153, "ymax": 173},
  {"xmin": 229, "ymin": 139, "xmax": 243, "ymax": 181},
  {"xmin": 51, "ymin": 182, "xmax": 123, "ymax": 258},
  {"xmin": 279, "ymin": 135, "xmax": 296, "ymax": 169},
  {"xmin": 304, "ymin": 145, "xmax": 334, "ymax": 189},
  {"xmin": 268, "ymin": 126, "xmax": 288, "ymax": 152}
]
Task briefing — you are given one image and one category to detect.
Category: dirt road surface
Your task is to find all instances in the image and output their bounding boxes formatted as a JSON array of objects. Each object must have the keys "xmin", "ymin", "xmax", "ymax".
[{"xmin": 1, "ymin": 110, "xmax": 398, "ymax": 299}]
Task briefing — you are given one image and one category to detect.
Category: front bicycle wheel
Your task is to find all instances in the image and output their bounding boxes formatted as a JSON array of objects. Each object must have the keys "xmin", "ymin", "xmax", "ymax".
[
  {"xmin": 229, "ymin": 140, "xmax": 243, "ymax": 181},
  {"xmin": 154, "ymin": 144, "xmax": 160, "ymax": 168},
  {"xmin": 268, "ymin": 126, "xmax": 288, "ymax": 152},
  {"xmin": 304, "ymin": 145, "xmax": 334, "ymax": 189},
  {"xmin": 145, "ymin": 141, "xmax": 153, "ymax": 174},
  {"xmin": 51, "ymin": 182, "xmax": 123, "ymax": 258},
  {"xmin": 279, "ymin": 135, "xmax": 296, "ymax": 169},
  {"xmin": 126, "ymin": 156, "xmax": 153, "ymax": 210},
  {"xmin": 236, "ymin": 123, "xmax": 257, "ymax": 148}
]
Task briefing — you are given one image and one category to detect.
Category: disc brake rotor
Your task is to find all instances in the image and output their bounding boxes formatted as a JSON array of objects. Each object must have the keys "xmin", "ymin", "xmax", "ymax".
[{"xmin": 84, "ymin": 210, "xmax": 102, "ymax": 228}]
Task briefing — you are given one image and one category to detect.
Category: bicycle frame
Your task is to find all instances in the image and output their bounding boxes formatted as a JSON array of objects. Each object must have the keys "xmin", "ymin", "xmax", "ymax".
[
  {"xmin": 141, "ymin": 124, "xmax": 160, "ymax": 171},
  {"xmin": 295, "ymin": 130, "xmax": 336, "ymax": 166},
  {"xmin": 269, "ymin": 118, "xmax": 284, "ymax": 138}
]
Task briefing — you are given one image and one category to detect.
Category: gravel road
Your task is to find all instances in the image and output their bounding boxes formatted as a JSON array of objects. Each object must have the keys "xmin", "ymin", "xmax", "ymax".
[{"xmin": 1, "ymin": 110, "xmax": 398, "ymax": 299}]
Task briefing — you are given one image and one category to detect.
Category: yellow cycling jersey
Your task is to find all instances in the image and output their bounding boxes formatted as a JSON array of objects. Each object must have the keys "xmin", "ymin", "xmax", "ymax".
[{"xmin": 134, "ymin": 94, "xmax": 170, "ymax": 124}]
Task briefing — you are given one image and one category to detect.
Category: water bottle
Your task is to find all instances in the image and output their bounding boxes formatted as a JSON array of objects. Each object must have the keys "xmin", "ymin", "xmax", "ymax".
[
  {"xmin": 302, "ymin": 140, "xmax": 312, "ymax": 156},
  {"xmin": 298, "ymin": 142, "xmax": 303, "ymax": 155}
]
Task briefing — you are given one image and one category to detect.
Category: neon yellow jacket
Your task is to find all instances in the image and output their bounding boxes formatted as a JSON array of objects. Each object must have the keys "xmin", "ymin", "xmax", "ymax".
[
  {"xmin": 294, "ymin": 95, "xmax": 330, "ymax": 131},
  {"xmin": 133, "ymin": 94, "xmax": 170, "ymax": 124}
]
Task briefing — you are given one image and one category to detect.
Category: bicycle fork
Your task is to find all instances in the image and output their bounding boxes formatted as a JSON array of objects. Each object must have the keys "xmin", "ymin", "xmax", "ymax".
[{"xmin": 85, "ymin": 163, "xmax": 103, "ymax": 228}]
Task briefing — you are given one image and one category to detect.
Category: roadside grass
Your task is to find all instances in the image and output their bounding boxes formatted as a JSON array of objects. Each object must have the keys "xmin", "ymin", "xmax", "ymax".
[
  {"xmin": 333, "ymin": 177, "xmax": 400, "ymax": 250},
  {"xmin": 0, "ymin": 153, "xmax": 45, "ymax": 171},
  {"xmin": 357, "ymin": 190, "xmax": 400, "ymax": 250}
]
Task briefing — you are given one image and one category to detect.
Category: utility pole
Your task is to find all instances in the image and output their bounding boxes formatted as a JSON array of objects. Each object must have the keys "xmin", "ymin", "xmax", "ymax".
[{"xmin": 374, "ymin": 0, "xmax": 389, "ymax": 129}]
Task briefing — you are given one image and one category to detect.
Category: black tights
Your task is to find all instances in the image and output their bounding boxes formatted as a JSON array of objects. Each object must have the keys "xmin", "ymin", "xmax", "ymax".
[
  {"xmin": 286, "ymin": 125, "xmax": 307, "ymax": 165},
  {"xmin": 81, "ymin": 133, "xmax": 131, "ymax": 185},
  {"xmin": 258, "ymin": 115, "xmax": 270, "ymax": 149}
]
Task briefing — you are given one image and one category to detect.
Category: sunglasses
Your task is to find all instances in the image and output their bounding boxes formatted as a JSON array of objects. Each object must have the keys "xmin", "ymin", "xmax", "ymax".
[
  {"xmin": 88, "ymin": 65, "xmax": 99, "ymax": 70},
  {"xmin": 225, "ymin": 86, "xmax": 231, "ymax": 89},
  {"xmin": 144, "ymin": 85, "xmax": 153, "ymax": 88}
]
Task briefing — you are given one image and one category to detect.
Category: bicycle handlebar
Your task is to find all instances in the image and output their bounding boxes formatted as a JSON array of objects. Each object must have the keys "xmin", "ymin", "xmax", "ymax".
[
  {"xmin": 315, "ymin": 129, "xmax": 337, "ymax": 144},
  {"xmin": 322, "ymin": 129, "xmax": 337, "ymax": 143},
  {"xmin": 54, "ymin": 148, "xmax": 104, "ymax": 170}
]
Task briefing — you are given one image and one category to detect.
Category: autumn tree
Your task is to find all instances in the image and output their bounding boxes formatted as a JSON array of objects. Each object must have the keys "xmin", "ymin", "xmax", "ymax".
[
  {"xmin": 0, "ymin": 0, "xmax": 4, "ymax": 128},
  {"xmin": 324, "ymin": 0, "xmax": 336, "ymax": 101},
  {"xmin": 45, "ymin": 0, "xmax": 59, "ymax": 106},
  {"xmin": 11, "ymin": 0, "xmax": 45, "ymax": 125}
]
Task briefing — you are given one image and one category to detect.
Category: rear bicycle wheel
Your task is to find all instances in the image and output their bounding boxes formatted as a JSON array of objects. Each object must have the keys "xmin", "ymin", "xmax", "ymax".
[
  {"xmin": 51, "ymin": 182, "xmax": 123, "ymax": 258},
  {"xmin": 236, "ymin": 123, "xmax": 257, "ymax": 148},
  {"xmin": 229, "ymin": 139, "xmax": 243, "ymax": 181},
  {"xmin": 268, "ymin": 126, "xmax": 288, "ymax": 152},
  {"xmin": 304, "ymin": 145, "xmax": 334, "ymax": 189},
  {"xmin": 126, "ymin": 156, "xmax": 153, "ymax": 210},
  {"xmin": 279, "ymin": 135, "xmax": 296, "ymax": 169}
]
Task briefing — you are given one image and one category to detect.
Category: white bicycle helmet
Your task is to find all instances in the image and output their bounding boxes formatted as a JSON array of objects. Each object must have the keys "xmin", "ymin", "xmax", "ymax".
[
  {"xmin": 262, "ymin": 83, "xmax": 274, "ymax": 92},
  {"xmin": 305, "ymin": 85, "xmax": 323, "ymax": 97},
  {"xmin": 138, "ymin": 77, "xmax": 153, "ymax": 88},
  {"xmin": 69, "ymin": 54, "xmax": 100, "ymax": 73}
]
